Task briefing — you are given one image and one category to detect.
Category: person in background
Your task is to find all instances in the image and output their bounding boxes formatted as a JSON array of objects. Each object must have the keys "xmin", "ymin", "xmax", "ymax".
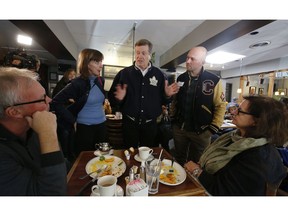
[
  {"xmin": 51, "ymin": 68, "xmax": 76, "ymax": 162},
  {"xmin": 154, "ymin": 105, "xmax": 173, "ymax": 153},
  {"xmin": 170, "ymin": 46, "xmax": 226, "ymax": 166},
  {"xmin": 52, "ymin": 68, "xmax": 76, "ymax": 98},
  {"xmin": 0, "ymin": 67, "xmax": 66, "ymax": 195},
  {"xmin": 184, "ymin": 96, "xmax": 287, "ymax": 195},
  {"xmin": 278, "ymin": 96, "xmax": 288, "ymax": 194},
  {"xmin": 50, "ymin": 49, "xmax": 106, "ymax": 156},
  {"xmin": 224, "ymin": 103, "xmax": 238, "ymax": 120},
  {"xmin": 280, "ymin": 96, "xmax": 288, "ymax": 108},
  {"xmin": 32, "ymin": 56, "xmax": 49, "ymax": 96},
  {"xmin": 108, "ymin": 39, "xmax": 179, "ymax": 149}
]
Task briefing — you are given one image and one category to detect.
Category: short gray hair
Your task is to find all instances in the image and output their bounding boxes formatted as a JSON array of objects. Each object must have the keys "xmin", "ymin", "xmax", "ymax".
[{"xmin": 0, "ymin": 67, "xmax": 39, "ymax": 118}]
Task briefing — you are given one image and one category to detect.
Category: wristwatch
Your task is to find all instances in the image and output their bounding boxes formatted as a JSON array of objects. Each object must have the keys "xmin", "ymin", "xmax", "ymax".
[{"xmin": 192, "ymin": 168, "xmax": 200, "ymax": 178}]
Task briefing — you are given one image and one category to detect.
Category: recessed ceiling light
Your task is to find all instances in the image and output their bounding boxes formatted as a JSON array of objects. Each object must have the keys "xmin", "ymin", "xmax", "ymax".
[
  {"xmin": 206, "ymin": 51, "xmax": 245, "ymax": 64},
  {"xmin": 17, "ymin": 35, "xmax": 32, "ymax": 45},
  {"xmin": 249, "ymin": 41, "xmax": 271, "ymax": 49},
  {"xmin": 250, "ymin": 31, "xmax": 259, "ymax": 35}
]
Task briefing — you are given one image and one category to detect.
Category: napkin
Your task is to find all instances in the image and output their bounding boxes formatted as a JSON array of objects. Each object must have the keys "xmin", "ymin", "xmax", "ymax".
[{"xmin": 126, "ymin": 179, "xmax": 148, "ymax": 196}]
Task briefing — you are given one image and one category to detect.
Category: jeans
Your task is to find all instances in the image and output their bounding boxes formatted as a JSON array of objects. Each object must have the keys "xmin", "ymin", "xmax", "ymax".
[{"xmin": 173, "ymin": 124, "xmax": 211, "ymax": 166}]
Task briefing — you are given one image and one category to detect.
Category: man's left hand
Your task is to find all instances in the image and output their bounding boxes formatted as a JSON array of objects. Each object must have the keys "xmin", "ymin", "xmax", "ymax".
[{"xmin": 164, "ymin": 80, "xmax": 179, "ymax": 97}]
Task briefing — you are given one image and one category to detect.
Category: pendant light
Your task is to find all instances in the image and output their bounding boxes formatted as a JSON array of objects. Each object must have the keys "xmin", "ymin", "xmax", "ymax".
[{"xmin": 237, "ymin": 58, "xmax": 243, "ymax": 94}]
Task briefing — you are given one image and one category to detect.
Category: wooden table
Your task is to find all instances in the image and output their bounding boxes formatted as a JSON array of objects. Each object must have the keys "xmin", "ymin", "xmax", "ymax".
[{"xmin": 67, "ymin": 147, "xmax": 206, "ymax": 196}]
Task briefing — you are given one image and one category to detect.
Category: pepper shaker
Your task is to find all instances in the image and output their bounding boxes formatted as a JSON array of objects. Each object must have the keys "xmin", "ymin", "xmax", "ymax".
[{"xmin": 129, "ymin": 167, "xmax": 134, "ymax": 182}]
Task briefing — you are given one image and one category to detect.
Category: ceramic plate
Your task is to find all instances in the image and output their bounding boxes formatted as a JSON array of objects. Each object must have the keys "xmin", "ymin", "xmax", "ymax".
[
  {"xmin": 85, "ymin": 155, "xmax": 126, "ymax": 179},
  {"xmin": 134, "ymin": 154, "xmax": 154, "ymax": 162},
  {"xmin": 159, "ymin": 159, "xmax": 186, "ymax": 186}
]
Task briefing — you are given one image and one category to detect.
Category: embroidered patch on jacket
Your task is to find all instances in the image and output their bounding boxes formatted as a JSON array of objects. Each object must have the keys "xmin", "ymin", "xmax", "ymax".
[
  {"xmin": 220, "ymin": 92, "xmax": 225, "ymax": 101},
  {"xmin": 149, "ymin": 76, "xmax": 158, "ymax": 86},
  {"xmin": 202, "ymin": 80, "xmax": 215, "ymax": 95}
]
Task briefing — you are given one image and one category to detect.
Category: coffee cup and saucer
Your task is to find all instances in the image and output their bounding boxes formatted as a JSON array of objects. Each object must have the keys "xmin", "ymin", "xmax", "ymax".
[
  {"xmin": 134, "ymin": 146, "xmax": 154, "ymax": 162},
  {"xmin": 90, "ymin": 175, "xmax": 124, "ymax": 196}
]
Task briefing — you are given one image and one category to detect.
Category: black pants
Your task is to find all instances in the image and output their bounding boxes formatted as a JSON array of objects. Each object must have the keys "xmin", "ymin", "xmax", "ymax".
[
  {"xmin": 122, "ymin": 116, "xmax": 158, "ymax": 149},
  {"xmin": 74, "ymin": 122, "xmax": 107, "ymax": 156},
  {"xmin": 57, "ymin": 125, "xmax": 75, "ymax": 162}
]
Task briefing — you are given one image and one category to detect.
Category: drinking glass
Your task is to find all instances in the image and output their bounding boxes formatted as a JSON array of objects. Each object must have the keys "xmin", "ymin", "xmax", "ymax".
[{"xmin": 145, "ymin": 159, "xmax": 162, "ymax": 194}]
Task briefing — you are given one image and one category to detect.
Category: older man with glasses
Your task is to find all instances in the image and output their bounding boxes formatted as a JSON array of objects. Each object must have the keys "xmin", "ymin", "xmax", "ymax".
[{"xmin": 0, "ymin": 67, "xmax": 67, "ymax": 195}]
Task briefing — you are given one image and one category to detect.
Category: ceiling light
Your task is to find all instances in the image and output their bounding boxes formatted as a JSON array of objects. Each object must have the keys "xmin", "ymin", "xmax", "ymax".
[
  {"xmin": 17, "ymin": 35, "xmax": 32, "ymax": 45},
  {"xmin": 249, "ymin": 41, "xmax": 271, "ymax": 49},
  {"xmin": 250, "ymin": 31, "xmax": 259, "ymax": 35},
  {"xmin": 206, "ymin": 51, "xmax": 245, "ymax": 64}
]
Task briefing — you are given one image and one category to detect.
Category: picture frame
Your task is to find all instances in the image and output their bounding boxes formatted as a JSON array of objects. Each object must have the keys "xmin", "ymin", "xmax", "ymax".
[
  {"xmin": 49, "ymin": 72, "xmax": 58, "ymax": 81},
  {"xmin": 102, "ymin": 65, "xmax": 125, "ymax": 79},
  {"xmin": 249, "ymin": 86, "xmax": 257, "ymax": 95},
  {"xmin": 258, "ymin": 88, "xmax": 264, "ymax": 95}
]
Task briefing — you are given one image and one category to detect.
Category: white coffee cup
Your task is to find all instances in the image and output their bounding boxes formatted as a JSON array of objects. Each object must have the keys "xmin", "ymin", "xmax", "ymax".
[
  {"xmin": 138, "ymin": 146, "xmax": 153, "ymax": 160},
  {"xmin": 91, "ymin": 175, "xmax": 117, "ymax": 196}
]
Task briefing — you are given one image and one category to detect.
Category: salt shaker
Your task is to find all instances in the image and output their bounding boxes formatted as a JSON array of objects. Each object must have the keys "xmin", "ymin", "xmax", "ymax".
[
  {"xmin": 129, "ymin": 168, "xmax": 134, "ymax": 182},
  {"xmin": 140, "ymin": 161, "xmax": 146, "ymax": 182}
]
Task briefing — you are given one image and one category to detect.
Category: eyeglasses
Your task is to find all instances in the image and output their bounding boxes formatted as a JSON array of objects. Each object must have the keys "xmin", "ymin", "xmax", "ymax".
[
  {"xmin": 235, "ymin": 107, "xmax": 255, "ymax": 116},
  {"xmin": 10, "ymin": 94, "xmax": 47, "ymax": 107}
]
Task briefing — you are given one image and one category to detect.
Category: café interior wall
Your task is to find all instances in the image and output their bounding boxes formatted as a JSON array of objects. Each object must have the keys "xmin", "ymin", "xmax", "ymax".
[{"xmin": 221, "ymin": 56, "xmax": 288, "ymax": 79}]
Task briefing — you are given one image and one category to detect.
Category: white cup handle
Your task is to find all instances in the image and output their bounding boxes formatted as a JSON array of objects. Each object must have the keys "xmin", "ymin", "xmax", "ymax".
[
  {"xmin": 91, "ymin": 185, "xmax": 100, "ymax": 196},
  {"xmin": 149, "ymin": 149, "xmax": 153, "ymax": 155}
]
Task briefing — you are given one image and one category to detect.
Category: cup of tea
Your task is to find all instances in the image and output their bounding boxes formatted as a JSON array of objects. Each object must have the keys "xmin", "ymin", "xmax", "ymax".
[
  {"xmin": 91, "ymin": 175, "xmax": 117, "ymax": 196},
  {"xmin": 138, "ymin": 146, "xmax": 153, "ymax": 161}
]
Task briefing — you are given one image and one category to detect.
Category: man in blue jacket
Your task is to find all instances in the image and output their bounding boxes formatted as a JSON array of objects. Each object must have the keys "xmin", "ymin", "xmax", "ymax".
[{"xmin": 0, "ymin": 67, "xmax": 67, "ymax": 195}]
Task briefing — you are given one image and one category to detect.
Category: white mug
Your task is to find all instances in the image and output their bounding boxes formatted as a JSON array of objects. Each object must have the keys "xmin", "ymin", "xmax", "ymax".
[
  {"xmin": 91, "ymin": 175, "xmax": 117, "ymax": 196},
  {"xmin": 138, "ymin": 146, "xmax": 153, "ymax": 160}
]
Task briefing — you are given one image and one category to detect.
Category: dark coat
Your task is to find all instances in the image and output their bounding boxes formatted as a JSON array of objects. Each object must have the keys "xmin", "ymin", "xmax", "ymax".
[{"xmin": 199, "ymin": 144, "xmax": 287, "ymax": 195}]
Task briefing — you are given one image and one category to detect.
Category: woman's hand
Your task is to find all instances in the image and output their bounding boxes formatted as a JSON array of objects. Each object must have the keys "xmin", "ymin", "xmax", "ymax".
[
  {"xmin": 184, "ymin": 161, "xmax": 203, "ymax": 178},
  {"xmin": 184, "ymin": 161, "xmax": 199, "ymax": 172}
]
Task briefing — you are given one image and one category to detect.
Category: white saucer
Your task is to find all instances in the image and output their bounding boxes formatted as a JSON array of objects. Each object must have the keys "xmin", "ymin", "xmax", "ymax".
[
  {"xmin": 134, "ymin": 154, "xmax": 154, "ymax": 162},
  {"xmin": 90, "ymin": 185, "xmax": 124, "ymax": 196}
]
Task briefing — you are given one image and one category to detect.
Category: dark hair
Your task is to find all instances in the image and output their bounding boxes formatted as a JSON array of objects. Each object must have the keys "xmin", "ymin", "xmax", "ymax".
[
  {"xmin": 135, "ymin": 39, "xmax": 153, "ymax": 54},
  {"xmin": 243, "ymin": 95, "xmax": 288, "ymax": 147},
  {"xmin": 77, "ymin": 49, "xmax": 103, "ymax": 79}
]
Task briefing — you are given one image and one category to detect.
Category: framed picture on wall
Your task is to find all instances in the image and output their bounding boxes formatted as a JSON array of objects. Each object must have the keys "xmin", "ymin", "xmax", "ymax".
[
  {"xmin": 249, "ymin": 86, "xmax": 256, "ymax": 95},
  {"xmin": 102, "ymin": 65, "xmax": 125, "ymax": 78},
  {"xmin": 258, "ymin": 88, "xmax": 264, "ymax": 95},
  {"xmin": 49, "ymin": 72, "xmax": 58, "ymax": 81}
]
